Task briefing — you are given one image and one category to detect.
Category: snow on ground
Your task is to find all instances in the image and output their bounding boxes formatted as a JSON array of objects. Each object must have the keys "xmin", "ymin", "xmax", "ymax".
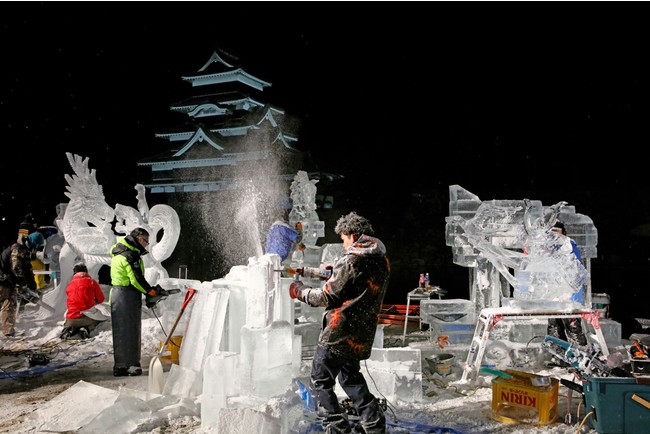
[{"xmin": 1, "ymin": 302, "xmax": 596, "ymax": 434}]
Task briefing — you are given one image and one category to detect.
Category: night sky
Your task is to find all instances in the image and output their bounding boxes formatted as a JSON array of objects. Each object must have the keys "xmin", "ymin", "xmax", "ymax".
[{"xmin": 2, "ymin": 5, "xmax": 649, "ymax": 333}]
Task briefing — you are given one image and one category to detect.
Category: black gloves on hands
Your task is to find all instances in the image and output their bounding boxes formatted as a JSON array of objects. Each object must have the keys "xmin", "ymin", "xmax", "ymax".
[{"xmin": 145, "ymin": 285, "xmax": 164, "ymax": 309}]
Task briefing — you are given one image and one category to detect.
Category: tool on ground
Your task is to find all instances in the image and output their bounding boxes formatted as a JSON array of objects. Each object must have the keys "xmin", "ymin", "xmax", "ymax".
[
  {"xmin": 148, "ymin": 287, "xmax": 196, "ymax": 394},
  {"xmin": 479, "ymin": 367, "xmax": 551, "ymax": 387},
  {"xmin": 560, "ymin": 377, "xmax": 584, "ymax": 394},
  {"xmin": 541, "ymin": 335, "xmax": 621, "ymax": 378},
  {"xmin": 631, "ymin": 338, "xmax": 650, "ymax": 359},
  {"xmin": 275, "ymin": 266, "xmax": 332, "ymax": 280},
  {"xmin": 630, "ymin": 338, "xmax": 650, "ymax": 375}
]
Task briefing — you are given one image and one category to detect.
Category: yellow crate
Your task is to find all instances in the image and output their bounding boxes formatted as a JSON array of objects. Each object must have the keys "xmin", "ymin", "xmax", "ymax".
[
  {"xmin": 159, "ymin": 336, "xmax": 183, "ymax": 364},
  {"xmin": 491, "ymin": 369, "xmax": 559, "ymax": 426}
]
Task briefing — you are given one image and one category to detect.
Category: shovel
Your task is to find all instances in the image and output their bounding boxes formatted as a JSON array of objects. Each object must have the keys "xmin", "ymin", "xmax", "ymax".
[{"xmin": 148, "ymin": 287, "xmax": 196, "ymax": 394}]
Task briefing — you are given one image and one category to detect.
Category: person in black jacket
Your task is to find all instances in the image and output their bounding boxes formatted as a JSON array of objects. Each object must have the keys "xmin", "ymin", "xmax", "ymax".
[
  {"xmin": 289, "ymin": 212, "xmax": 390, "ymax": 434},
  {"xmin": 0, "ymin": 243, "xmax": 36, "ymax": 337}
]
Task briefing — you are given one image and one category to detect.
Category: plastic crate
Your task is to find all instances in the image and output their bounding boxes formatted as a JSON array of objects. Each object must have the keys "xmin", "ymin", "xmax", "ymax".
[
  {"xmin": 491, "ymin": 369, "xmax": 559, "ymax": 426},
  {"xmin": 583, "ymin": 376, "xmax": 650, "ymax": 434}
]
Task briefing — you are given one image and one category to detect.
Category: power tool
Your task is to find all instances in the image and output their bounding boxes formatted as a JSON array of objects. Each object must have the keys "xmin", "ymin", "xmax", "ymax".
[
  {"xmin": 146, "ymin": 287, "xmax": 181, "ymax": 309},
  {"xmin": 276, "ymin": 266, "xmax": 332, "ymax": 280}
]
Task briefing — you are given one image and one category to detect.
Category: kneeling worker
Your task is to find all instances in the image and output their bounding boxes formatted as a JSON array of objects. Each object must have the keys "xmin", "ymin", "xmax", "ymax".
[{"xmin": 61, "ymin": 262, "xmax": 106, "ymax": 340}]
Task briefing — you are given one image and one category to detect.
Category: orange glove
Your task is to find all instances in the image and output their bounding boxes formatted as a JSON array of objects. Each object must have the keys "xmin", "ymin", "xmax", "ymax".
[{"xmin": 289, "ymin": 281, "xmax": 305, "ymax": 299}]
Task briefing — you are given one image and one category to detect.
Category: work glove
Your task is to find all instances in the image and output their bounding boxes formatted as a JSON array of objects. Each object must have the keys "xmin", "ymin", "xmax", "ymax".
[
  {"xmin": 145, "ymin": 285, "xmax": 164, "ymax": 309},
  {"xmin": 289, "ymin": 280, "xmax": 305, "ymax": 300}
]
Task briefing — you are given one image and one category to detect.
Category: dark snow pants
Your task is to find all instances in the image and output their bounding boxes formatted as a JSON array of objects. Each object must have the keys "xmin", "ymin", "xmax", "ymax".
[
  {"xmin": 310, "ymin": 344, "xmax": 386, "ymax": 434},
  {"xmin": 110, "ymin": 286, "xmax": 143, "ymax": 369}
]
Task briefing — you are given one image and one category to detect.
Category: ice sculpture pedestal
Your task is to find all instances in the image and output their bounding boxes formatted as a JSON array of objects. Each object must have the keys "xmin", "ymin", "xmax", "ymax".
[{"xmin": 460, "ymin": 307, "xmax": 609, "ymax": 384}]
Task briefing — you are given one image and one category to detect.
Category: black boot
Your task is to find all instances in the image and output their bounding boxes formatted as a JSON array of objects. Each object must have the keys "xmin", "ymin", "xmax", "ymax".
[{"xmin": 60, "ymin": 328, "xmax": 75, "ymax": 340}]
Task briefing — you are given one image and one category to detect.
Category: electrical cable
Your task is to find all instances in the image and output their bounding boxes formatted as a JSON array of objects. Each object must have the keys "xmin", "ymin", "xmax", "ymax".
[
  {"xmin": 575, "ymin": 410, "xmax": 594, "ymax": 433},
  {"xmin": 151, "ymin": 305, "xmax": 174, "ymax": 346},
  {"xmin": 0, "ymin": 335, "xmax": 85, "ymax": 381},
  {"xmin": 362, "ymin": 359, "xmax": 399, "ymax": 423}
]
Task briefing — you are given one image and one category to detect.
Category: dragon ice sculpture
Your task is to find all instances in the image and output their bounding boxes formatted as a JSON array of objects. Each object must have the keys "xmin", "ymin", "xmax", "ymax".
[{"xmin": 40, "ymin": 153, "xmax": 180, "ymax": 319}]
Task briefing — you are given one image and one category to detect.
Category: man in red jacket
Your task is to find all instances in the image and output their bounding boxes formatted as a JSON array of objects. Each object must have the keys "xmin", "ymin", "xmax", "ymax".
[{"xmin": 61, "ymin": 262, "xmax": 106, "ymax": 340}]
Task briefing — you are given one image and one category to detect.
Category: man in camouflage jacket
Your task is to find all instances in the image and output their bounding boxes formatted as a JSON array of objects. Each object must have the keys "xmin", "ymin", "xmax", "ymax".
[{"xmin": 289, "ymin": 212, "xmax": 390, "ymax": 434}]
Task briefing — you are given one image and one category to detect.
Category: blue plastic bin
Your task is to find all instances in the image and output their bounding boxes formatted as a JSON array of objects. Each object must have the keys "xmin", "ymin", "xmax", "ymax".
[{"xmin": 582, "ymin": 376, "xmax": 650, "ymax": 434}]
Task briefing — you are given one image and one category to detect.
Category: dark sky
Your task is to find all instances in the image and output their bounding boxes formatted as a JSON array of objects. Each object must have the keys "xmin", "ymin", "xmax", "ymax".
[{"xmin": 2, "ymin": 5, "xmax": 650, "ymax": 328}]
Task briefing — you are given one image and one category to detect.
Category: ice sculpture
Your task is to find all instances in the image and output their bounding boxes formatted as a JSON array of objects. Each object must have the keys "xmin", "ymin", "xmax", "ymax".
[
  {"xmin": 114, "ymin": 183, "xmax": 180, "ymax": 285},
  {"xmin": 446, "ymin": 185, "xmax": 595, "ymax": 312},
  {"xmin": 38, "ymin": 153, "xmax": 180, "ymax": 320},
  {"xmin": 288, "ymin": 170, "xmax": 324, "ymax": 248},
  {"xmin": 287, "ymin": 170, "xmax": 327, "ymax": 269}
]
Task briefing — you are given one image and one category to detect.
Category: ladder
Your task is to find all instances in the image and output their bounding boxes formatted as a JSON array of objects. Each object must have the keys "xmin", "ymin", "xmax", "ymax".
[{"xmin": 460, "ymin": 307, "xmax": 609, "ymax": 384}]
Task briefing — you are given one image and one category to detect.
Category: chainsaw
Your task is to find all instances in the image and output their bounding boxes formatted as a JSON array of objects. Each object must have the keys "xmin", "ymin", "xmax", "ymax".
[
  {"xmin": 275, "ymin": 266, "xmax": 333, "ymax": 280},
  {"xmin": 18, "ymin": 285, "xmax": 55, "ymax": 313},
  {"xmin": 146, "ymin": 287, "xmax": 181, "ymax": 309}
]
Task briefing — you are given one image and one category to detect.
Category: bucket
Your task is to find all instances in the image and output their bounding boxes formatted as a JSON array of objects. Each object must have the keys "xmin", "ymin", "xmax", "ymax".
[
  {"xmin": 159, "ymin": 335, "xmax": 183, "ymax": 364},
  {"xmin": 426, "ymin": 353, "xmax": 455, "ymax": 376}
]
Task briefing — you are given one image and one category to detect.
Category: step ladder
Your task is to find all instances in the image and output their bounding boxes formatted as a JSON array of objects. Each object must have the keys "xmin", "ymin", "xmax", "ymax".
[{"xmin": 460, "ymin": 307, "xmax": 609, "ymax": 384}]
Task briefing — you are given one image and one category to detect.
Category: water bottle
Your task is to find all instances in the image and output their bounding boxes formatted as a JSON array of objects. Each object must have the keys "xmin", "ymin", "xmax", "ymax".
[
  {"xmin": 424, "ymin": 273, "xmax": 430, "ymax": 288},
  {"xmin": 419, "ymin": 273, "xmax": 425, "ymax": 289}
]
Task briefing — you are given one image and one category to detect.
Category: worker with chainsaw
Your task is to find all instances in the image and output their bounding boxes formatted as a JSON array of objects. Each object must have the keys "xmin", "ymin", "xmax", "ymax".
[
  {"xmin": 0, "ymin": 243, "xmax": 36, "ymax": 337},
  {"xmin": 265, "ymin": 217, "xmax": 305, "ymax": 263},
  {"xmin": 109, "ymin": 227, "xmax": 162, "ymax": 376},
  {"xmin": 289, "ymin": 211, "xmax": 390, "ymax": 434},
  {"xmin": 61, "ymin": 262, "xmax": 106, "ymax": 340}
]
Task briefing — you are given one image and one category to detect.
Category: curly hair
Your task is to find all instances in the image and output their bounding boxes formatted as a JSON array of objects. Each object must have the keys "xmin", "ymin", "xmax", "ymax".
[{"xmin": 334, "ymin": 211, "xmax": 374, "ymax": 237}]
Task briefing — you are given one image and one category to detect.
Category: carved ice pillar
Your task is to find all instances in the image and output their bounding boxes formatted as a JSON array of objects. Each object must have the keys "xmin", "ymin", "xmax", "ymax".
[{"xmin": 470, "ymin": 257, "xmax": 503, "ymax": 312}]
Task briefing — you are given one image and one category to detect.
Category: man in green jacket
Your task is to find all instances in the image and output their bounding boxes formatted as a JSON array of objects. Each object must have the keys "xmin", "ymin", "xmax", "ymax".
[{"xmin": 109, "ymin": 227, "xmax": 160, "ymax": 376}]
